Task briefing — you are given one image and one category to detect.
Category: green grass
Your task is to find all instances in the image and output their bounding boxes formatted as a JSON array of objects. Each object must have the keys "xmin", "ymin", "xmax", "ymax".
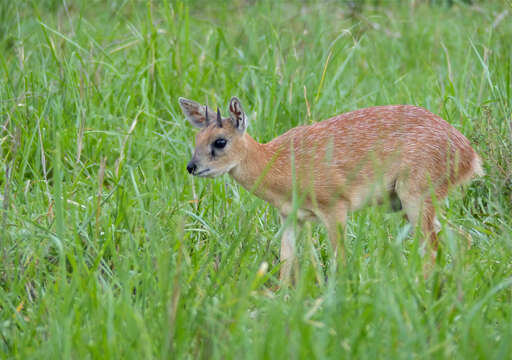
[{"xmin": 1, "ymin": 0, "xmax": 511, "ymax": 358}]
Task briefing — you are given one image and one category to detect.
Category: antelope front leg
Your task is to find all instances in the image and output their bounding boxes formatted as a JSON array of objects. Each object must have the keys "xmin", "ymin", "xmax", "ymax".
[
  {"xmin": 322, "ymin": 202, "xmax": 348, "ymax": 262},
  {"xmin": 279, "ymin": 218, "xmax": 296, "ymax": 284}
]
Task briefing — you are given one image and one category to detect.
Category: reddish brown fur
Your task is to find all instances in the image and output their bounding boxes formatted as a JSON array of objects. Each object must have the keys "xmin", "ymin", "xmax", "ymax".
[{"xmin": 179, "ymin": 97, "xmax": 483, "ymax": 282}]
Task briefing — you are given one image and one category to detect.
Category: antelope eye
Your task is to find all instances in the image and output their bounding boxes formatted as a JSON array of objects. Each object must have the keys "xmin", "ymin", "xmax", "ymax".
[{"xmin": 213, "ymin": 138, "xmax": 227, "ymax": 149}]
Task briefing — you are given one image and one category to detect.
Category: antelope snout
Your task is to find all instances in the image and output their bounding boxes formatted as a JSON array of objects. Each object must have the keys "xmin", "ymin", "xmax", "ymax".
[{"xmin": 186, "ymin": 161, "xmax": 197, "ymax": 174}]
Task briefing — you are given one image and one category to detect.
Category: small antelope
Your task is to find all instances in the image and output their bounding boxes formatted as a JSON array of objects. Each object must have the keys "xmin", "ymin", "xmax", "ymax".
[{"xmin": 179, "ymin": 96, "xmax": 483, "ymax": 282}]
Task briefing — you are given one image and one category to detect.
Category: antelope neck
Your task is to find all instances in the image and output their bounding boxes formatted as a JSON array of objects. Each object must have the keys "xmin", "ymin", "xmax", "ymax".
[{"xmin": 228, "ymin": 134, "xmax": 275, "ymax": 194}]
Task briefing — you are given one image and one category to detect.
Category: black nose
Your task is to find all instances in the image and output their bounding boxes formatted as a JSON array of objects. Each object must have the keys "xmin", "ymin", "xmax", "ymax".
[{"xmin": 186, "ymin": 161, "xmax": 197, "ymax": 174}]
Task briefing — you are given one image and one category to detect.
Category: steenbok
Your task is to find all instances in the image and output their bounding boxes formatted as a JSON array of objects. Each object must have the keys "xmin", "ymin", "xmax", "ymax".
[{"xmin": 179, "ymin": 96, "xmax": 483, "ymax": 282}]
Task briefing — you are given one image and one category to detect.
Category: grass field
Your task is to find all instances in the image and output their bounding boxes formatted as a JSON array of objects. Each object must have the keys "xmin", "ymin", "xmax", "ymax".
[{"xmin": 1, "ymin": 0, "xmax": 512, "ymax": 358}]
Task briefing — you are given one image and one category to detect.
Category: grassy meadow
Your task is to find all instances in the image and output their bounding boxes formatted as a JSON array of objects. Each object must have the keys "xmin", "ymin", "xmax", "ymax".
[{"xmin": 1, "ymin": 0, "xmax": 512, "ymax": 358}]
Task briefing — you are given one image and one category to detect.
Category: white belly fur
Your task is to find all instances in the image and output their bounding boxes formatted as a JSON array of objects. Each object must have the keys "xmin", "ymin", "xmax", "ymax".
[{"xmin": 280, "ymin": 202, "xmax": 318, "ymax": 222}]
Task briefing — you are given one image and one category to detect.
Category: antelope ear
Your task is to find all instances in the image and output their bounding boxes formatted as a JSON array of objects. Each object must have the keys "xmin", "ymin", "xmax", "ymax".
[
  {"xmin": 178, "ymin": 97, "xmax": 210, "ymax": 128},
  {"xmin": 228, "ymin": 97, "xmax": 247, "ymax": 133}
]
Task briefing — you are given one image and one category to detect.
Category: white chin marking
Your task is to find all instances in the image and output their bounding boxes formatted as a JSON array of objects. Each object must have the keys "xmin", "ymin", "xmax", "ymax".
[
  {"xmin": 197, "ymin": 170, "xmax": 219, "ymax": 178},
  {"xmin": 197, "ymin": 166, "xmax": 233, "ymax": 178},
  {"xmin": 206, "ymin": 169, "xmax": 229, "ymax": 178}
]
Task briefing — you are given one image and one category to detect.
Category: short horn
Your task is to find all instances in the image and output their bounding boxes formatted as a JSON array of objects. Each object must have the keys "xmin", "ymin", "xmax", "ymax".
[
  {"xmin": 216, "ymin": 107, "xmax": 222, "ymax": 127},
  {"xmin": 205, "ymin": 105, "xmax": 209, "ymax": 125}
]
